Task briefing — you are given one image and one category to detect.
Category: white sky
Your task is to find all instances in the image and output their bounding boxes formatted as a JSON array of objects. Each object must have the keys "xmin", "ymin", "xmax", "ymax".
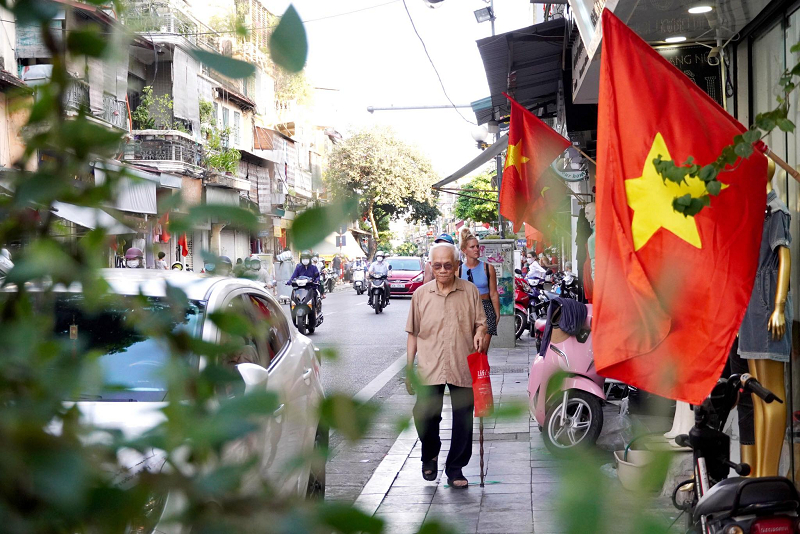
[{"xmin": 262, "ymin": 0, "xmax": 536, "ymax": 177}]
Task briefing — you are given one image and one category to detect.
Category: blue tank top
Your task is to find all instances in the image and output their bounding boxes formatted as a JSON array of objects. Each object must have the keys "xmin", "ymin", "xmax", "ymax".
[{"xmin": 460, "ymin": 260, "xmax": 489, "ymax": 295}]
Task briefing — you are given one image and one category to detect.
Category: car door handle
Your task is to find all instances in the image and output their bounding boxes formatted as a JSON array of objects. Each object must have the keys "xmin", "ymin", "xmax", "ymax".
[
  {"xmin": 273, "ymin": 403, "xmax": 285, "ymax": 423},
  {"xmin": 303, "ymin": 368, "xmax": 313, "ymax": 385}
]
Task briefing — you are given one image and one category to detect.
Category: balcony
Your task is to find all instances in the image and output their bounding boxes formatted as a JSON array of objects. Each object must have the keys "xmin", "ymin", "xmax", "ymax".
[
  {"xmin": 64, "ymin": 80, "xmax": 89, "ymax": 111},
  {"xmin": 205, "ymin": 171, "xmax": 250, "ymax": 191},
  {"xmin": 102, "ymin": 94, "xmax": 128, "ymax": 131},
  {"xmin": 124, "ymin": 2, "xmax": 218, "ymax": 52},
  {"xmin": 123, "ymin": 130, "xmax": 204, "ymax": 177}
]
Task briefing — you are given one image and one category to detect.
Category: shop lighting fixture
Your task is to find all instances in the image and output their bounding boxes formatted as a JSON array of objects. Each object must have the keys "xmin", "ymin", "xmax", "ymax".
[
  {"xmin": 665, "ymin": 36, "xmax": 687, "ymax": 43},
  {"xmin": 474, "ymin": 7, "xmax": 494, "ymax": 23},
  {"xmin": 688, "ymin": 5, "xmax": 713, "ymax": 13}
]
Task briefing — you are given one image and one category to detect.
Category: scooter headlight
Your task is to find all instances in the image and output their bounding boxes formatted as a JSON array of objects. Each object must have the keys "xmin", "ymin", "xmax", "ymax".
[{"xmin": 723, "ymin": 526, "xmax": 744, "ymax": 534}]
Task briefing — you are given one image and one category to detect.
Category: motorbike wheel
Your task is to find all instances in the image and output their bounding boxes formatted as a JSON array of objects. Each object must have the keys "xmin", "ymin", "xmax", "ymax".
[
  {"xmin": 375, "ymin": 298, "xmax": 382, "ymax": 314},
  {"xmin": 542, "ymin": 390, "xmax": 603, "ymax": 457},
  {"xmin": 298, "ymin": 320, "xmax": 307, "ymax": 335},
  {"xmin": 514, "ymin": 310, "xmax": 526, "ymax": 339}
]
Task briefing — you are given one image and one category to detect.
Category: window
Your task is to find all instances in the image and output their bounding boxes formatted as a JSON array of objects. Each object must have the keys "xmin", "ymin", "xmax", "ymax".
[
  {"xmin": 246, "ymin": 294, "xmax": 291, "ymax": 364},
  {"xmin": 221, "ymin": 296, "xmax": 264, "ymax": 368},
  {"xmin": 213, "ymin": 102, "xmax": 219, "ymax": 126},
  {"xmin": 222, "ymin": 107, "xmax": 230, "ymax": 148},
  {"xmin": 233, "ymin": 111, "xmax": 241, "ymax": 146}
]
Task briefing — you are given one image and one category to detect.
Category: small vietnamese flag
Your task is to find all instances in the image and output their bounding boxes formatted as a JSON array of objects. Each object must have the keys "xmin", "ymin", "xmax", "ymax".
[
  {"xmin": 499, "ymin": 94, "xmax": 571, "ymax": 233},
  {"xmin": 178, "ymin": 233, "xmax": 189, "ymax": 257},
  {"xmin": 593, "ymin": 10, "xmax": 767, "ymax": 404}
]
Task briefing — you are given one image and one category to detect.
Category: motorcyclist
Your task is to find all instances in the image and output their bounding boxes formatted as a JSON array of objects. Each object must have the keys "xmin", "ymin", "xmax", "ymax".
[
  {"xmin": 367, "ymin": 251, "xmax": 390, "ymax": 307},
  {"xmin": 289, "ymin": 250, "xmax": 323, "ymax": 303},
  {"xmin": 247, "ymin": 256, "xmax": 276, "ymax": 293},
  {"xmin": 205, "ymin": 255, "xmax": 233, "ymax": 276},
  {"xmin": 124, "ymin": 247, "xmax": 145, "ymax": 269},
  {"xmin": 311, "ymin": 255, "xmax": 326, "ymax": 297}
]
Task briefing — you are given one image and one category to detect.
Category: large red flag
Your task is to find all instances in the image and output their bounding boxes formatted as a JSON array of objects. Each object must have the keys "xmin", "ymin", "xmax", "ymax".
[
  {"xmin": 499, "ymin": 96, "xmax": 571, "ymax": 233},
  {"xmin": 593, "ymin": 11, "xmax": 767, "ymax": 404}
]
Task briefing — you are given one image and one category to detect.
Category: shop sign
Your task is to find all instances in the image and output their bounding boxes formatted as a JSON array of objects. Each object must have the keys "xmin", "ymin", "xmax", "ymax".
[{"xmin": 656, "ymin": 45, "xmax": 723, "ymax": 106}]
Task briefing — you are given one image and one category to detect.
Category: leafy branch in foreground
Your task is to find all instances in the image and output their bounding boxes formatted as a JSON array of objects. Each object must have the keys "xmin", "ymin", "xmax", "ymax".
[{"xmin": 654, "ymin": 42, "xmax": 800, "ymax": 217}]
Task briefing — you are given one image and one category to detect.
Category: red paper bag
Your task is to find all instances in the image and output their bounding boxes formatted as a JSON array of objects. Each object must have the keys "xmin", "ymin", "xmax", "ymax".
[{"xmin": 467, "ymin": 352, "xmax": 493, "ymax": 417}]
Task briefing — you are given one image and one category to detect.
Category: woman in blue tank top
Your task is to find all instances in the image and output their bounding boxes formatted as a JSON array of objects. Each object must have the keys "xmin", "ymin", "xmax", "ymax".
[{"xmin": 459, "ymin": 230, "xmax": 499, "ymax": 350}]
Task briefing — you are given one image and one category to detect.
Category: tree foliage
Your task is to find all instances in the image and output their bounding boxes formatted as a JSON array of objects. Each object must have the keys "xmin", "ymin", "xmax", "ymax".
[
  {"xmin": 325, "ymin": 127, "xmax": 440, "ymax": 258},
  {"xmin": 453, "ymin": 171, "xmax": 498, "ymax": 224},
  {"xmin": 394, "ymin": 242, "xmax": 418, "ymax": 256}
]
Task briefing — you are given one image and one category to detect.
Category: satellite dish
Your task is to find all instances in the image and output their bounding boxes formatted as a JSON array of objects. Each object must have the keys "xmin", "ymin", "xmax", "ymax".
[{"xmin": 422, "ymin": 0, "xmax": 445, "ymax": 7}]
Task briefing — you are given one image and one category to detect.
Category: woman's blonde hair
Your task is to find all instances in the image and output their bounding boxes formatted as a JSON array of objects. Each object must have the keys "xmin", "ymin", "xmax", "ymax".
[{"xmin": 459, "ymin": 227, "xmax": 478, "ymax": 251}]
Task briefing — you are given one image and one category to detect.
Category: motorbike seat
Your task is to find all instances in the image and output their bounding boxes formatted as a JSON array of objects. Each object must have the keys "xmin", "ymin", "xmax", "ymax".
[{"xmin": 693, "ymin": 477, "xmax": 799, "ymax": 522}]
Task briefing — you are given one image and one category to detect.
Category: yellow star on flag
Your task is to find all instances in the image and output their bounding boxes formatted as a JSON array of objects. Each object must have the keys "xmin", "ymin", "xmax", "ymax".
[
  {"xmin": 625, "ymin": 133, "xmax": 728, "ymax": 251},
  {"xmin": 504, "ymin": 141, "xmax": 530, "ymax": 174}
]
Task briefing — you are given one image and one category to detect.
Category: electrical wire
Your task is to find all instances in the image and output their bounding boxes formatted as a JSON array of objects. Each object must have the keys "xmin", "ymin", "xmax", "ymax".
[
  {"xmin": 302, "ymin": 0, "xmax": 401, "ymax": 23},
  {"xmin": 400, "ymin": 0, "xmax": 476, "ymax": 125}
]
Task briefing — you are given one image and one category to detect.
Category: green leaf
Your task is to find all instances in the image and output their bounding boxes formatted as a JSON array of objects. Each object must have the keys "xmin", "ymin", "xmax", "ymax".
[
  {"xmin": 791, "ymin": 42, "xmax": 800, "ymax": 53},
  {"xmin": 217, "ymin": 390, "xmax": 279, "ymax": 419},
  {"xmin": 706, "ymin": 180, "xmax": 722, "ymax": 196},
  {"xmin": 317, "ymin": 503, "xmax": 385, "ymax": 534},
  {"xmin": 698, "ymin": 164, "xmax": 718, "ymax": 182},
  {"xmin": 734, "ymin": 142, "xmax": 754, "ymax": 158},
  {"xmin": 778, "ymin": 118, "xmax": 796, "ymax": 132},
  {"xmin": 190, "ymin": 49, "xmax": 255, "ymax": 79},
  {"xmin": 12, "ymin": 0, "xmax": 59, "ymax": 24},
  {"xmin": 755, "ymin": 114, "xmax": 777, "ymax": 131},
  {"xmin": 290, "ymin": 198, "xmax": 359, "ymax": 250},
  {"xmin": 743, "ymin": 129, "xmax": 761, "ymax": 144},
  {"xmin": 170, "ymin": 204, "xmax": 259, "ymax": 234},
  {"xmin": 318, "ymin": 394, "xmax": 380, "ymax": 442},
  {"xmin": 209, "ymin": 310, "xmax": 254, "ymax": 338},
  {"xmin": 66, "ymin": 29, "xmax": 108, "ymax": 57},
  {"xmin": 674, "ymin": 194, "xmax": 692, "ymax": 208},
  {"xmin": 269, "ymin": 5, "xmax": 308, "ymax": 73}
]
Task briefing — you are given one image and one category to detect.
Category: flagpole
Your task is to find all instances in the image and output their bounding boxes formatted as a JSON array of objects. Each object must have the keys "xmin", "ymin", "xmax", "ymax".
[{"xmin": 764, "ymin": 148, "xmax": 800, "ymax": 183}]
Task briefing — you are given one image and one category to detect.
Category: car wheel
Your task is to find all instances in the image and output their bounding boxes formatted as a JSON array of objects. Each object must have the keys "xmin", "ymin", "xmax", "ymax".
[
  {"xmin": 306, "ymin": 423, "xmax": 328, "ymax": 499},
  {"xmin": 543, "ymin": 390, "xmax": 603, "ymax": 457}
]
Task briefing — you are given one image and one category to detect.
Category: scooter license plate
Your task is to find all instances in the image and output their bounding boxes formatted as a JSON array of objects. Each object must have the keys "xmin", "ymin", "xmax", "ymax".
[{"xmin": 750, "ymin": 518, "xmax": 794, "ymax": 534}]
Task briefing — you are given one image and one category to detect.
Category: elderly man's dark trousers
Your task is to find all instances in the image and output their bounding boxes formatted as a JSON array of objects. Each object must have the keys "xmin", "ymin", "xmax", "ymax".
[{"xmin": 413, "ymin": 384, "xmax": 474, "ymax": 480}]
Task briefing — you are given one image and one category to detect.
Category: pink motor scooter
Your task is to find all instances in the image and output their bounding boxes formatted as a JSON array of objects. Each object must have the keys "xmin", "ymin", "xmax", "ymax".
[{"xmin": 528, "ymin": 300, "xmax": 606, "ymax": 455}]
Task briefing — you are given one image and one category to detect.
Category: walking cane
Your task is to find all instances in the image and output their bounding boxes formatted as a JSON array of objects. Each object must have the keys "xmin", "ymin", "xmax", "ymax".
[{"xmin": 479, "ymin": 417, "xmax": 485, "ymax": 487}]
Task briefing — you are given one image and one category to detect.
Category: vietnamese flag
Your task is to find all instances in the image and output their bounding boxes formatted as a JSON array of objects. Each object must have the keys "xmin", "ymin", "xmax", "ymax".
[
  {"xmin": 178, "ymin": 233, "xmax": 189, "ymax": 257},
  {"xmin": 499, "ymin": 95, "xmax": 571, "ymax": 233},
  {"xmin": 593, "ymin": 10, "xmax": 767, "ymax": 404}
]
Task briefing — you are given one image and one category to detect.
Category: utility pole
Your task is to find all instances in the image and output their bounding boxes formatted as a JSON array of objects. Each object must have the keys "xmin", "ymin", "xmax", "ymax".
[{"xmin": 489, "ymin": 0, "xmax": 506, "ymax": 239}]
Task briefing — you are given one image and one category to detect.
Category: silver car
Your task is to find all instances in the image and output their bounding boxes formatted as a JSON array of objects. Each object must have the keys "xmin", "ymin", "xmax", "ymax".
[{"xmin": 11, "ymin": 269, "xmax": 326, "ymax": 530}]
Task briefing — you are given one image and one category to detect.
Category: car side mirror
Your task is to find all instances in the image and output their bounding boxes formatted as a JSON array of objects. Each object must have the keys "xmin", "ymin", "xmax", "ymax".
[{"xmin": 237, "ymin": 362, "xmax": 269, "ymax": 393}]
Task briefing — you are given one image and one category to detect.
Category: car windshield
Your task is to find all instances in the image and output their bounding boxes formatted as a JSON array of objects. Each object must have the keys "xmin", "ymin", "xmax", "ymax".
[
  {"xmin": 52, "ymin": 294, "xmax": 205, "ymax": 402},
  {"xmin": 387, "ymin": 259, "xmax": 421, "ymax": 271}
]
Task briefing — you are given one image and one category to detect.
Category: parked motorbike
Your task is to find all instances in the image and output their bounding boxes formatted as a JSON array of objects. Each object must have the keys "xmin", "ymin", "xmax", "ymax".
[
  {"xmin": 514, "ymin": 275, "xmax": 532, "ymax": 340},
  {"xmin": 369, "ymin": 274, "xmax": 389, "ymax": 314},
  {"xmin": 289, "ymin": 276, "xmax": 323, "ymax": 335},
  {"xmin": 515, "ymin": 270, "xmax": 556, "ymax": 346},
  {"xmin": 528, "ymin": 299, "xmax": 605, "ymax": 455},
  {"xmin": 353, "ymin": 268, "xmax": 366, "ymax": 295},
  {"xmin": 323, "ymin": 268, "xmax": 335, "ymax": 293},
  {"xmin": 553, "ymin": 271, "xmax": 581, "ymax": 301},
  {"xmin": 672, "ymin": 374, "xmax": 800, "ymax": 534}
]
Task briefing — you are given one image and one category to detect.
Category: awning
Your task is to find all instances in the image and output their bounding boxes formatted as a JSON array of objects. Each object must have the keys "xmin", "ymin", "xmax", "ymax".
[
  {"xmin": 432, "ymin": 135, "xmax": 509, "ymax": 189},
  {"xmin": 51, "ymin": 201, "xmax": 135, "ymax": 235},
  {"xmin": 475, "ymin": 18, "xmax": 565, "ymax": 124}
]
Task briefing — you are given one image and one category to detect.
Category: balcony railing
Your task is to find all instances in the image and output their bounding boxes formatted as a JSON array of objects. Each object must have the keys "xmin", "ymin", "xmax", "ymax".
[
  {"xmin": 124, "ymin": 2, "xmax": 218, "ymax": 52},
  {"xmin": 123, "ymin": 133, "xmax": 203, "ymax": 169},
  {"xmin": 102, "ymin": 94, "xmax": 128, "ymax": 131},
  {"xmin": 64, "ymin": 80, "xmax": 89, "ymax": 111}
]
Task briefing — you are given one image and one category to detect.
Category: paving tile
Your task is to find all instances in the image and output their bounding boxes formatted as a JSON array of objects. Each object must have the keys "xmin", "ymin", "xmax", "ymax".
[
  {"xmin": 481, "ymin": 473, "xmax": 532, "ymax": 485},
  {"xmin": 481, "ymin": 492, "xmax": 533, "ymax": 512},
  {"xmin": 380, "ymin": 522, "xmax": 426, "ymax": 534},
  {"xmin": 477, "ymin": 483, "xmax": 531, "ymax": 494},
  {"xmin": 425, "ymin": 512, "xmax": 480, "ymax": 533},
  {"xmin": 385, "ymin": 485, "xmax": 438, "ymax": 497},
  {"xmin": 431, "ymin": 489, "xmax": 484, "ymax": 505},
  {"xmin": 374, "ymin": 511, "xmax": 428, "ymax": 523},
  {"xmin": 376, "ymin": 502, "xmax": 431, "ymax": 514},
  {"xmin": 530, "ymin": 519, "xmax": 568, "ymax": 533},
  {"xmin": 427, "ymin": 502, "xmax": 482, "ymax": 514},
  {"xmin": 324, "ymin": 484, "xmax": 362, "ymax": 502},
  {"xmin": 353, "ymin": 494, "xmax": 384, "ymax": 516},
  {"xmin": 477, "ymin": 511, "xmax": 534, "ymax": 533},
  {"xmin": 380, "ymin": 493, "xmax": 435, "ymax": 505}
]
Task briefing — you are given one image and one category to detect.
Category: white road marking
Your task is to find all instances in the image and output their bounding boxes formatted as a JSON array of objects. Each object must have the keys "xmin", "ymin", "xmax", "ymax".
[{"xmin": 353, "ymin": 352, "xmax": 407, "ymax": 403}]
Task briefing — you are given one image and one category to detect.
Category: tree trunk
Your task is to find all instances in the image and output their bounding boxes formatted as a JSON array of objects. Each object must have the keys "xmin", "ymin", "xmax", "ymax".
[{"xmin": 368, "ymin": 203, "xmax": 379, "ymax": 261}]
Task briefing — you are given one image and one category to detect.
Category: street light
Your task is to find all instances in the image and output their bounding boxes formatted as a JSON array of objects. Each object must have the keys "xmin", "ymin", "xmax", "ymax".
[
  {"xmin": 474, "ymin": 6, "xmax": 494, "ymax": 23},
  {"xmin": 471, "ymin": 124, "xmax": 490, "ymax": 150}
]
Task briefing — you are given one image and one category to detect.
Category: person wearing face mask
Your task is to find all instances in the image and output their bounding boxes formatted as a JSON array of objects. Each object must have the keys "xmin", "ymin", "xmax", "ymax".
[
  {"xmin": 310, "ymin": 255, "xmax": 327, "ymax": 297},
  {"xmin": 368, "ymin": 251, "xmax": 390, "ymax": 307},
  {"xmin": 290, "ymin": 250, "xmax": 322, "ymax": 299},
  {"xmin": 124, "ymin": 247, "xmax": 144, "ymax": 269}
]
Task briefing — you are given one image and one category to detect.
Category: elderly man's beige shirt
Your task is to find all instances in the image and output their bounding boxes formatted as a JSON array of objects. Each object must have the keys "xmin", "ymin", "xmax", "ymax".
[{"xmin": 405, "ymin": 277, "xmax": 488, "ymax": 387}]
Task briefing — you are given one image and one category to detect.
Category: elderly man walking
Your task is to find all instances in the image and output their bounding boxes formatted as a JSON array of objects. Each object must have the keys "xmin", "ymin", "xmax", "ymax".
[{"xmin": 405, "ymin": 242, "xmax": 487, "ymax": 488}]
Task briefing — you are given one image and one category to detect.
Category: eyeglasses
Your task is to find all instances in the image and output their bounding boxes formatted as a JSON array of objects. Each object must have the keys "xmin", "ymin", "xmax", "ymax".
[
  {"xmin": 467, "ymin": 269, "xmax": 473, "ymax": 283},
  {"xmin": 432, "ymin": 263, "xmax": 454, "ymax": 271}
]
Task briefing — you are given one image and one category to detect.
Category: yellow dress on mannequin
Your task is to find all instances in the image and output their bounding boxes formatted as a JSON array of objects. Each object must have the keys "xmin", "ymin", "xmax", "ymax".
[{"xmin": 742, "ymin": 162, "xmax": 791, "ymax": 478}]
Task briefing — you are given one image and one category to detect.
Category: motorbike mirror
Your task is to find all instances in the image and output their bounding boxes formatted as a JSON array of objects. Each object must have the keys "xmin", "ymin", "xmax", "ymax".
[
  {"xmin": 237, "ymin": 362, "xmax": 269, "ymax": 393},
  {"xmin": 515, "ymin": 268, "xmax": 522, "ymax": 275},
  {"xmin": 388, "ymin": 264, "xmax": 392, "ymax": 270}
]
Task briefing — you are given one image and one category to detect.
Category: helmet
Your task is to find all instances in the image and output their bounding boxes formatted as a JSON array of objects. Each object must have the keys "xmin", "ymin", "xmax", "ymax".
[
  {"xmin": 376, "ymin": 251, "xmax": 386, "ymax": 259},
  {"xmin": 246, "ymin": 256, "xmax": 261, "ymax": 270},
  {"xmin": 434, "ymin": 233, "xmax": 454, "ymax": 245},
  {"xmin": 300, "ymin": 250, "xmax": 312, "ymax": 260},
  {"xmin": 205, "ymin": 255, "xmax": 232, "ymax": 275},
  {"xmin": 124, "ymin": 247, "xmax": 143, "ymax": 260}
]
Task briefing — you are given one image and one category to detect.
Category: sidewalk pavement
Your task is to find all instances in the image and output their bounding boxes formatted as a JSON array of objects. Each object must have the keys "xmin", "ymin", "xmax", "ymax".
[{"xmin": 325, "ymin": 338, "xmax": 681, "ymax": 533}]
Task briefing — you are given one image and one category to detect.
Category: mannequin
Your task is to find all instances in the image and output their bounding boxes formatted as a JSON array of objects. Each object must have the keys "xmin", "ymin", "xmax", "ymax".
[
  {"xmin": 664, "ymin": 401, "xmax": 694, "ymax": 445},
  {"xmin": 738, "ymin": 159, "xmax": 792, "ymax": 477}
]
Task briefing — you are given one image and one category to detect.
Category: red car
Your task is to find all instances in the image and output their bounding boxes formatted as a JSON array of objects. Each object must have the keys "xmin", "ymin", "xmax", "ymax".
[{"xmin": 386, "ymin": 256, "xmax": 424, "ymax": 296}]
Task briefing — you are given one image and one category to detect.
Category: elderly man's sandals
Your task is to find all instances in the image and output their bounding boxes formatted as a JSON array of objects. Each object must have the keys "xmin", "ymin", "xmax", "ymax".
[
  {"xmin": 447, "ymin": 471, "xmax": 469, "ymax": 489},
  {"xmin": 421, "ymin": 460, "xmax": 437, "ymax": 481}
]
